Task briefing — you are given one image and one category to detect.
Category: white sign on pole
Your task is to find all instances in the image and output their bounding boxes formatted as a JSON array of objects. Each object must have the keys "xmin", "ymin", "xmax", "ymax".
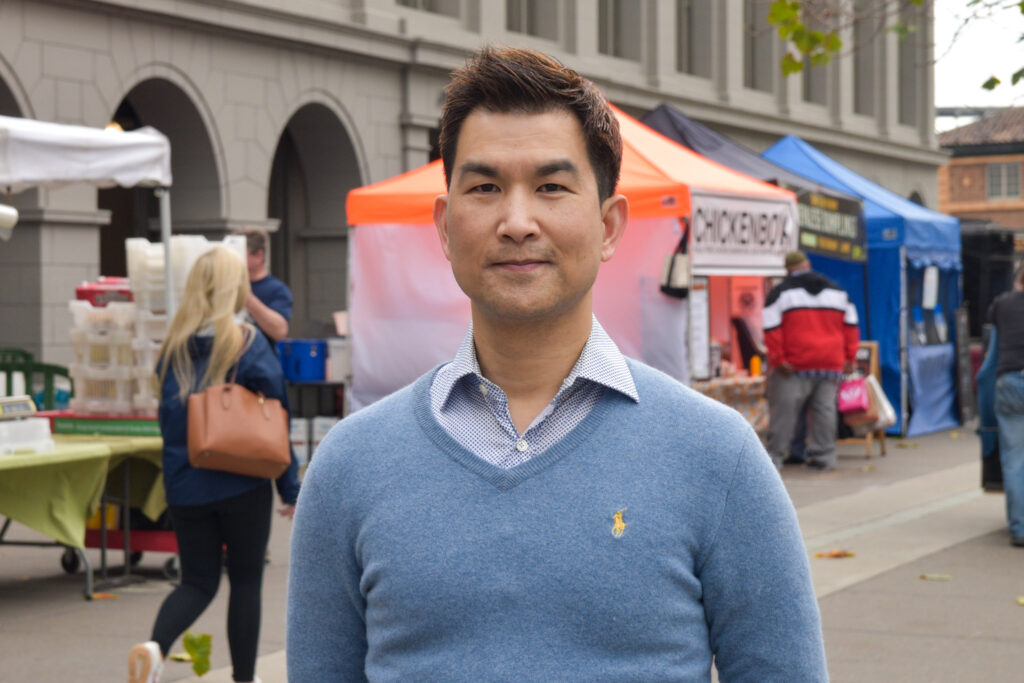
[{"xmin": 688, "ymin": 276, "xmax": 711, "ymax": 381}]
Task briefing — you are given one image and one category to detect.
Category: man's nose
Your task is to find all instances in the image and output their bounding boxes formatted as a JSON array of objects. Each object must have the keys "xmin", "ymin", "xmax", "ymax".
[{"xmin": 496, "ymin": 189, "xmax": 539, "ymax": 243}]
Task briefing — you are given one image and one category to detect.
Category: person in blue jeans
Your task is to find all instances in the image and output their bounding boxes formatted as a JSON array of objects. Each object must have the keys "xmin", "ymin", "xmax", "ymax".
[
  {"xmin": 989, "ymin": 267, "xmax": 1024, "ymax": 546},
  {"xmin": 128, "ymin": 247, "xmax": 300, "ymax": 683}
]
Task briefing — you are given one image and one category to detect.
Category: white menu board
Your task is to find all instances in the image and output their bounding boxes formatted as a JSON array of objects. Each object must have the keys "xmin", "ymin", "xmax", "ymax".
[{"xmin": 688, "ymin": 276, "xmax": 710, "ymax": 380}]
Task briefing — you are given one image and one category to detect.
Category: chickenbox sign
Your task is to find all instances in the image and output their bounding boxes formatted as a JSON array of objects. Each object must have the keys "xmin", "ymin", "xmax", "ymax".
[{"xmin": 689, "ymin": 191, "xmax": 799, "ymax": 275}]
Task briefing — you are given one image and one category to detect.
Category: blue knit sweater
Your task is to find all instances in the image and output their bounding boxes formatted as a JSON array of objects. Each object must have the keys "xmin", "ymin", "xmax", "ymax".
[{"xmin": 287, "ymin": 360, "xmax": 826, "ymax": 681}]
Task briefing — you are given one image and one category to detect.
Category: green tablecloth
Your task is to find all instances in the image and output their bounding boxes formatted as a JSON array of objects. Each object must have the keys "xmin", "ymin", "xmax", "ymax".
[{"xmin": 0, "ymin": 435, "xmax": 164, "ymax": 548}]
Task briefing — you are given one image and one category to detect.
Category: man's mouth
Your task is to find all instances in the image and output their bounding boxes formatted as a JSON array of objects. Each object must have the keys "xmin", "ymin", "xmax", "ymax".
[{"xmin": 494, "ymin": 259, "xmax": 547, "ymax": 271}]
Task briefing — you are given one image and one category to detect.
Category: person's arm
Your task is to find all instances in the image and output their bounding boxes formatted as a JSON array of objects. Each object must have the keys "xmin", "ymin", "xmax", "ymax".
[
  {"xmin": 239, "ymin": 329, "xmax": 300, "ymax": 506},
  {"xmin": 246, "ymin": 292, "xmax": 289, "ymax": 342},
  {"xmin": 287, "ymin": 452, "xmax": 368, "ymax": 680},
  {"xmin": 762, "ymin": 291, "xmax": 789, "ymax": 372},
  {"xmin": 843, "ymin": 298, "xmax": 860, "ymax": 370},
  {"xmin": 700, "ymin": 432, "xmax": 828, "ymax": 681}
]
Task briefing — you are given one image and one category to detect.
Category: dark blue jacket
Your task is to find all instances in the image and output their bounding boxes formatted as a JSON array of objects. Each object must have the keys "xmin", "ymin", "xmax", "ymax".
[{"xmin": 158, "ymin": 329, "xmax": 300, "ymax": 506}]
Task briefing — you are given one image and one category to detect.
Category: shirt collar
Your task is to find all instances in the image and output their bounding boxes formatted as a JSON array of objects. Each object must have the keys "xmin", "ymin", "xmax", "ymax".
[{"xmin": 437, "ymin": 316, "xmax": 639, "ymax": 408}]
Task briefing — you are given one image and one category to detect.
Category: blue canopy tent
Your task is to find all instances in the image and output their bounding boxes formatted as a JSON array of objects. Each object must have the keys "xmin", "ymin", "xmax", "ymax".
[{"xmin": 763, "ymin": 135, "xmax": 962, "ymax": 436}]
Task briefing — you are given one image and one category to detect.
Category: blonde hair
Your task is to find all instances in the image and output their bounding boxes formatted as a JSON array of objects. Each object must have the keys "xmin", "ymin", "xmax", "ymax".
[{"xmin": 157, "ymin": 246, "xmax": 254, "ymax": 404}]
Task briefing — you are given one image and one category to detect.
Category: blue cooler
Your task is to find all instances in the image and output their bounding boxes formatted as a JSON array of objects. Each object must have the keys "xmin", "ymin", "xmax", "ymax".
[{"xmin": 277, "ymin": 339, "xmax": 327, "ymax": 381}]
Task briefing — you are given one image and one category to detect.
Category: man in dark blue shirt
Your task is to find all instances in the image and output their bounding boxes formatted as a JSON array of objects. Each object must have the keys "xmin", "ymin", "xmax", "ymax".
[{"xmin": 235, "ymin": 229, "xmax": 292, "ymax": 346}]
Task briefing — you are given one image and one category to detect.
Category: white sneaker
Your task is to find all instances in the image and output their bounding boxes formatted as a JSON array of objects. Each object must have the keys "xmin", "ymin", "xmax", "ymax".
[{"xmin": 128, "ymin": 641, "xmax": 163, "ymax": 683}]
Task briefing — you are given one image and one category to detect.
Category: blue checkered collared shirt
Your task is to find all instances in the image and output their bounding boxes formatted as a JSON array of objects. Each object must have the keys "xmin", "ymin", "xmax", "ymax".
[{"xmin": 429, "ymin": 317, "xmax": 639, "ymax": 469}]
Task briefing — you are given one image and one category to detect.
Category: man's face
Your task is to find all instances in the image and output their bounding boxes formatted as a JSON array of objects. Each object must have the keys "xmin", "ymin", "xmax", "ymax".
[
  {"xmin": 246, "ymin": 249, "xmax": 263, "ymax": 278},
  {"xmin": 434, "ymin": 108, "xmax": 627, "ymax": 325}
]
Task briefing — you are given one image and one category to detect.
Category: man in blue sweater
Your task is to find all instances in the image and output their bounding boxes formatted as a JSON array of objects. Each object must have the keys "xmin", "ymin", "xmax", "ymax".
[{"xmin": 287, "ymin": 47, "xmax": 827, "ymax": 681}]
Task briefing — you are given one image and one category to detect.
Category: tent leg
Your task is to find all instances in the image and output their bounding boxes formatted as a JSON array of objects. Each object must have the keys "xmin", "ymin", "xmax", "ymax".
[{"xmin": 156, "ymin": 188, "xmax": 174, "ymax": 321}]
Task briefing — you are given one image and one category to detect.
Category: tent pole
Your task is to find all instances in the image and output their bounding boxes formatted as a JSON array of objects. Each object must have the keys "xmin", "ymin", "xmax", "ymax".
[{"xmin": 156, "ymin": 188, "xmax": 174, "ymax": 322}]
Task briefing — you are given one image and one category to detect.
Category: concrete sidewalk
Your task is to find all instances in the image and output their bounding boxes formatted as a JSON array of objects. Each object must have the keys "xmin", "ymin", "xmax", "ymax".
[{"xmin": 3, "ymin": 422, "xmax": 1020, "ymax": 681}]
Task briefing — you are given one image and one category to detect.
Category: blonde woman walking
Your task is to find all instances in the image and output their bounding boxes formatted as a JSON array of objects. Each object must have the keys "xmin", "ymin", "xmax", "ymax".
[{"xmin": 128, "ymin": 247, "xmax": 299, "ymax": 683}]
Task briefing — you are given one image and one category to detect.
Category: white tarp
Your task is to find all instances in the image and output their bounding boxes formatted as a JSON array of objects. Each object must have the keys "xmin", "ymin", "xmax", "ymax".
[
  {"xmin": 0, "ymin": 115, "xmax": 172, "ymax": 191},
  {"xmin": 348, "ymin": 218, "xmax": 689, "ymax": 411},
  {"xmin": 689, "ymin": 191, "xmax": 798, "ymax": 276}
]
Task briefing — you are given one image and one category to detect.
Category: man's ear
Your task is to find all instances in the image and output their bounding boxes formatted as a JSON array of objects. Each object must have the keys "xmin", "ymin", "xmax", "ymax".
[
  {"xmin": 433, "ymin": 194, "xmax": 452, "ymax": 262},
  {"xmin": 599, "ymin": 194, "xmax": 629, "ymax": 262}
]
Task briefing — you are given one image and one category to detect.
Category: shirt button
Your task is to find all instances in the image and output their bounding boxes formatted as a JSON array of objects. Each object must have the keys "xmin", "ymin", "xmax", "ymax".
[
  {"xmin": 515, "ymin": 439, "xmax": 529, "ymax": 452},
  {"xmin": 479, "ymin": 383, "xmax": 488, "ymax": 396}
]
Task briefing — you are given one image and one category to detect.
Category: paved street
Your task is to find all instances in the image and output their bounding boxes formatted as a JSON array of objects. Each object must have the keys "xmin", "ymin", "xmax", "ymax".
[{"xmin": 2, "ymin": 422, "xmax": 1022, "ymax": 682}]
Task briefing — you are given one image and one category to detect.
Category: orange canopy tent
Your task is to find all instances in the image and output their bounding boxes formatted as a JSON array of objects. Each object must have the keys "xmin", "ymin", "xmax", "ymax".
[
  {"xmin": 347, "ymin": 105, "xmax": 796, "ymax": 225},
  {"xmin": 344, "ymin": 106, "xmax": 799, "ymax": 410}
]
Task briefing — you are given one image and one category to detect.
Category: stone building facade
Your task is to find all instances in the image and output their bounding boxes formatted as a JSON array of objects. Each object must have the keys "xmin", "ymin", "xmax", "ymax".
[{"xmin": 0, "ymin": 0, "xmax": 945, "ymax": 363}]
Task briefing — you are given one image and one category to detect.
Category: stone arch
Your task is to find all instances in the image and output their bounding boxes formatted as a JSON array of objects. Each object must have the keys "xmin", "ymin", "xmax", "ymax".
[
  {"xmin": 98, "ymin": 73, "xmax": 225, "ymax": 275},
  {"xmin": 0, "ymin": 56, "xmax": 39, "ymax": 208},
  {"xmin": 267, "ymin": 94, "xmax": 367, "ymax": 337},
  {"xmin": 0, "ymin": 54, "xmax": 30, "ymax": 117}
]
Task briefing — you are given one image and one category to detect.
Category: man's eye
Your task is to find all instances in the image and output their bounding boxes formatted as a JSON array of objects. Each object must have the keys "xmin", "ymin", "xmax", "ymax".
[
  {"xmin": 471, "ymin": 183, "xmax": 499, "ymax": 193},
  {"xmin": 539, "ymin": 183, "xmax": 567, "ymax": 193}
]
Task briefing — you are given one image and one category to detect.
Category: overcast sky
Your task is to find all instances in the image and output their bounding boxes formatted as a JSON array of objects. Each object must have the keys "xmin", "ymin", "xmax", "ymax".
[{"xmin": 933, "ymin": 0, "xmax": 1023, "ymax": 109}]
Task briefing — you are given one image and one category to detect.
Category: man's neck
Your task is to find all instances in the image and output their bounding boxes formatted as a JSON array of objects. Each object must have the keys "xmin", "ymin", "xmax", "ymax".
[
  {"xmin": 472, "ymin": 305, "xmax": 593, "ymax": 434},
  {"xmin": 250, "ymin": 266, "xmax": 269, "ymax": 281}
]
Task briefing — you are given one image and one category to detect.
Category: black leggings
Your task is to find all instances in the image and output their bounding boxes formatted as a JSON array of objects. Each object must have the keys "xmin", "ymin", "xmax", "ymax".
[{"xmin": 152, "ymin": 483, "xmax": 272, "ymax": 682}]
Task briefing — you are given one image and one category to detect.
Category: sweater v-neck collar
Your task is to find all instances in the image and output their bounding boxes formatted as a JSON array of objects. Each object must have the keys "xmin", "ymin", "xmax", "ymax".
[{"xmin": 412, "ymin": 366, "xmax": 626, "ymax": 491}]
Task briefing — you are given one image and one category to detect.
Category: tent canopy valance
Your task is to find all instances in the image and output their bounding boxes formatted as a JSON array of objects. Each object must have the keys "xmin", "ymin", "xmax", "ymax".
[{"xmin": 0, "ymin": 115, "xmax": 172, "ymax": 191}]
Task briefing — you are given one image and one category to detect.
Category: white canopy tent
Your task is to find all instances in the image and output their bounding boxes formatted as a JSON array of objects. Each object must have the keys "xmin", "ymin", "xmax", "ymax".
[{"xmin": 0, "ymin": 115, "xmax": 176, "ymax": 314}]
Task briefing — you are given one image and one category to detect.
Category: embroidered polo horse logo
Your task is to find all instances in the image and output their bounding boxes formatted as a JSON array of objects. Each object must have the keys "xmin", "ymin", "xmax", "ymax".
[{"xmin": 612, "ymin": 508, "xmax": 628, "ymax": 538}]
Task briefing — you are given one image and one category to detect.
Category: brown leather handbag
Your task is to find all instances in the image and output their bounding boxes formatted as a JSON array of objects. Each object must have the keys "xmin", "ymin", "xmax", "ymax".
[{"xmin": 187, "ymin": 329, "xmax": 291, "ymax": 479}]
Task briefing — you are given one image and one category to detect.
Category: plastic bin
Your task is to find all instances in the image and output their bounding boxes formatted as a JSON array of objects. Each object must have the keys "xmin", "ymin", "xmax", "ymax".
[
  {"xmin": 278, "ymin": 339, "xmax": 327, "ymax": 381},
  {"xmin": 76, "ymin": 277, "xmax": 133, "ymax": 306},
  {"xmin": 70, "ymin": 328, "xmax": 135, "ymax": 367},
  {"xmin": 0, "ymin": 417, "xmax": 55, "ymax": 454},
  {"xmin": 69, "ymin": 300, "xmax": 137, "ymax": 332}
]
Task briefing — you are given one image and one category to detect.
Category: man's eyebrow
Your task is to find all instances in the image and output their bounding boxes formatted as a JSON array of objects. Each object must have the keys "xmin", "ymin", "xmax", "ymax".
[
  {"xmin": 458, "ymin": 162, "xmax": 498, "ymax": 178},
  {"xmin": 536, "ymin": 160, "xmax": 579, "ymax": 177}
]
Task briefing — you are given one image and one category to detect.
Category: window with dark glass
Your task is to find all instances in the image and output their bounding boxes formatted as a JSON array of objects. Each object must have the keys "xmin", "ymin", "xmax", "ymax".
[
  {"xmin": 743, "ymin": 0, "xmax": 774, "ymax": 92},
  {"xmin": 507, "ymin": 0, "xmax": 559, "ymax": 41},
  {"xmin": 897, "ymin": 2, "xmax": 920, "ymax": 125},
  {"xmin": 598, "ymin": 0, "xmax": 642, "ymax": 62},
  {"xmin": 988, "ymin": 163, "xmax": 1022, "ymax": 200},
  {"xmin": 853, "ymin": 0, "xmax": 876, "ymax": 116},
  {"xmin": 396, "ymin": 0, "xmax": 460, "ymax": 18},
  {"xmin": 676, "ymin": 0, "xmax": 711, "ymax": 77}
]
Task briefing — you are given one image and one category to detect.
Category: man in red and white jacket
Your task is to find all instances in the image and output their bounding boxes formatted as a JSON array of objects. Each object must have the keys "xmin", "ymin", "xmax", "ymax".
[{"xmin": 763, "ymin": 251, "xmax": 859, "ymax": 471}]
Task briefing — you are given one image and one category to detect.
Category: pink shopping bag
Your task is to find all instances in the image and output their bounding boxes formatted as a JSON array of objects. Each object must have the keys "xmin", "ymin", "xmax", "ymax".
[{"xmin": 837, "ymin": 376, "xmax": 870, "ymax": 414}]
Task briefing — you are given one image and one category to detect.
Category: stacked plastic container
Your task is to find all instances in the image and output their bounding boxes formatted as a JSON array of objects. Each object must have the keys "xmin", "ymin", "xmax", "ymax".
[
  {"xmin": 126, "ymin": 235, "xmax": 247, "ymax": 414},
  {"xmin": 67, "ymin": 300, "xmax": 140, "ymax": 415}
]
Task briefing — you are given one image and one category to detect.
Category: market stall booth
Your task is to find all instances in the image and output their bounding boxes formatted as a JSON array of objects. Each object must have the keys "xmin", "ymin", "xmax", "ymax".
[
  {"xmin": 345, "ymin": 106, "xmax": 799, "ymax": 429},
  {"xmin": 0, "ymin": 115, "xmax": 173, "ymax": 597},
  {"xmin": 642, "ymin": 105, "xmax": 869, "ymax": 337},
  {"xmin": 763, "ymin": 135, "xmax": 962, "ymax": 437},
  {"xmin": 0, "ymin": 114, "xmax": 175, "ymax": 309}
]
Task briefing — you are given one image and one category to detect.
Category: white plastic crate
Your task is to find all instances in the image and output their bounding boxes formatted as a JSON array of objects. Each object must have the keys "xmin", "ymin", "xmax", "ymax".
[
  {"xmin": 131, "ymin": 391, "xmax": 159, "ymax": 416},
  {"xmin": 70, "ymin": 327, "xmax": 135, "ymax": 368},
  {"xmin": 132, "ymin": 337, "xmax": 162, "ymax": 372},
  {"xmin": 0, "ymin": 418, "xmax": 55, "ymax": 455},
  {"xmin": 69, "ymin": 300, "xmax": 137, "ymax": 332},
  {"xmin": 127, "ymin": 235, "xmax": 247, "ymax": 311},
  {"xmin": 136, "ymin": 309, "xmax": 168, "ymax": 341},
  {"xmin": 68, "ymin": 364, "xmax": 136, "ymax": 414}
]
